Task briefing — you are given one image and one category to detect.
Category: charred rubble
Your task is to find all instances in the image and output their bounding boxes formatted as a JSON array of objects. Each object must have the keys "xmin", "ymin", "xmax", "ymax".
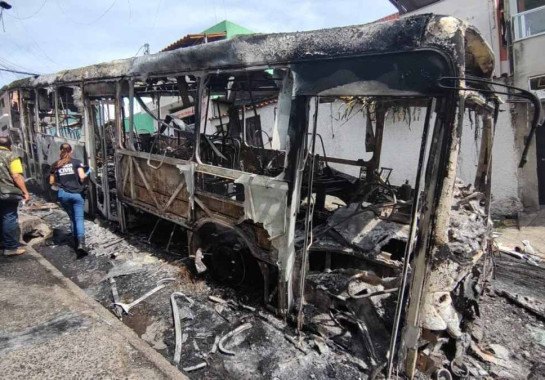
[
  {"xmin": 299, "ymin": 177, "xmax": 492, "ymax": 377},
  {"xmin": 22, "ymin": 169, "xmax": 494, "ymax": 379}
]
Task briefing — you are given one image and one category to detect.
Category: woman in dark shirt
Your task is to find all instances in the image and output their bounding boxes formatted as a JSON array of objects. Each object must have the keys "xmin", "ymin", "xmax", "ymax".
[{"xmin": 49, "ymin": 143, "xmax": 89, "ymax": 255}]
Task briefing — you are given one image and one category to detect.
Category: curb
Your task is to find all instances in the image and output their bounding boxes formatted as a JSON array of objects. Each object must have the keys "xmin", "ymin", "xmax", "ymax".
[{"xmin": 25, "ymin": 240, "xmax": 187, "ymax": 380}]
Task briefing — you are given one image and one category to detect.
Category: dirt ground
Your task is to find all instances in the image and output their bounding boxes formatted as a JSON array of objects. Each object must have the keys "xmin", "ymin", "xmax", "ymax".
[
  {"xmin": 494, "ymin": 209, "xmax": 545, "ymax": 259},
  {"xmin": 453, "ymin": 209, "xmax": 545, "ymax": 379}
]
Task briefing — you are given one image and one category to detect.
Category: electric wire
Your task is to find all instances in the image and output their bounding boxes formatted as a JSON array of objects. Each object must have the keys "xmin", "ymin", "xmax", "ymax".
[
  {"xmin": 0, "ymin": 57, "xmax": 33, "ymax": 72},
  {"xmin": 4, "ymin": 11, "xmax": 58, "ymax": 68},
  {"xmin": 82, "ymin": 0, "xmax": 118, "ymax": 25},
  {"xmin": 7, "ymin": 0, "xmax": 48, "ymax": 20},
  {"xmin": 55, "ymin": 0, "xmax": 117, "ymax": 26}
]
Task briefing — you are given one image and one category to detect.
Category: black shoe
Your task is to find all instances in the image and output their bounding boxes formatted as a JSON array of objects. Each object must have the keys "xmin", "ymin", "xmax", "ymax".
[{"xmin": 76, "ymin": 237, "xmax": 88, "ymax": 258}]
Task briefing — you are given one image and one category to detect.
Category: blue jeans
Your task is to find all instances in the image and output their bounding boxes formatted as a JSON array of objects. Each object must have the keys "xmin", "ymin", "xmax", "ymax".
[
  {"xmin": 57, "ymin": 189, "xmax": 85, "ymax": 239},
  {"xmin": 0, "ymin": 200, "xmax": 20, "ymax": 249}
]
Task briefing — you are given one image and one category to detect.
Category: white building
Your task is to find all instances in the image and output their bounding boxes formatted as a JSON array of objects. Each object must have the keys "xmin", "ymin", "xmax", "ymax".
[
  {"xmin": 505, "ymin": 0, "xmax": 545, "ymax": 208},
  {"xmin": 389, "ymin": 0, "xmax": 545, "ymax": 212}
]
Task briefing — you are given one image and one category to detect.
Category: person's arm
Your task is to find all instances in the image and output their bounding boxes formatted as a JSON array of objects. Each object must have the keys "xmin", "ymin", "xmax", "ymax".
[
  {"xmin": 49, "ymin": 162, "xmax": 57, "ymax": 185},
  {"xmin": 12, "ymin": 173, "xmax": 30, "ymax": 201},
  {"xmin": 76, "ymin": 160, "xmax": 92, "ymax": 181},
  {"xmin": 77, "ymin": 167, "xmax": 87, "ymax": 181},
  {"xmin": 9, "ymin": 158, "xmax": 30, "ymax": 201}
]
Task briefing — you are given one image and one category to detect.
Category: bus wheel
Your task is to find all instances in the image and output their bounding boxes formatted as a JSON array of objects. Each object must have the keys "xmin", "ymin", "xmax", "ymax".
[{"xmin": 190, "ymin": 222, "xmax": 260, "ymax": 288}]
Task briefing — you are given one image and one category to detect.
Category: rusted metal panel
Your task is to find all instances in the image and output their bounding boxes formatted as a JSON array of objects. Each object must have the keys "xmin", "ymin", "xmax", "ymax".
[
  {"xmin": 196, "ymin": 163, "xmax": 245, "ymax": 181},
  {"xmin": 118, "ymin": 151, "xmax": 192, "ymax": 221},
  {"xmin": 131, "ymin": 160, "xmax": 190, "ymax": 201},
  {"xmin": 133, "ymin": 185, "xmax": 189, "ymax": 217},
  {"xmin": 253, "ymin": 225, "xmax": 273, "ymax": 250},
  {"xmin": 118, "ymin": 194, "xmax": 191, "ymax": 228},
  {"xmin": 194, "ymin": 192, "xmax": 244, "ymax": 220}
]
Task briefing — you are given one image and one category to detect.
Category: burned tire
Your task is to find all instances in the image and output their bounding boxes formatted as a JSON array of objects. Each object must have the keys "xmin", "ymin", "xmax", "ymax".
[
  {"xmin": 191, "ymin": 222, "xmax": 258, "ymax": 287},
  {"xmin": 208, "ymin": 238, "xmax": 247, "ymax": 286}
]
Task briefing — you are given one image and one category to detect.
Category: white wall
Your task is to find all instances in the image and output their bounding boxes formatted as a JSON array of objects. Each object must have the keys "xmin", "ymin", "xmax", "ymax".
[
  {"xmin": 404, "ymin": 0, "xmax": 522, "ymax": 212},
  {"xmin": 311, "ymin": 101, "xmax": 427, "ymax": 186},
  {"xmin": 211, "ymin": 99, "xmax": 520, "ymax": 214},
  {"xmin": 406, "ymin": 0, "xmax": 502, "ymax": 76},
  {"xmin": 457, "ymin": 103, "xmax": 519, "ymax": 203}
]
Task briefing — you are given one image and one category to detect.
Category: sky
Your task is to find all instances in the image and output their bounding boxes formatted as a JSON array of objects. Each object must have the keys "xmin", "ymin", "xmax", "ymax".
[{"xmin": 0, "ymin": 0, "xmax": 396, "ymax": 87}]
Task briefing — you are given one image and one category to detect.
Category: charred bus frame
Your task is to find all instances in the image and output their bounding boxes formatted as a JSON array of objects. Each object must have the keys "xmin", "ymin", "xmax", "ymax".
[{"xmin": 3, "ymin": 14, "xmax": 541, "ymax": 378}]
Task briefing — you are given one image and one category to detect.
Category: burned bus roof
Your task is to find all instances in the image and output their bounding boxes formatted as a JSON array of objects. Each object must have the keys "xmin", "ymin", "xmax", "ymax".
[{"xmin": 1, "ymin": 14, "xmax": 494, "ymax": 91}]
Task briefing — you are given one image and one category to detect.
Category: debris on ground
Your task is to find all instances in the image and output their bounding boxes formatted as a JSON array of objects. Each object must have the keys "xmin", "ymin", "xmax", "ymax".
[
  {"xmin": 218, "ymin": 323, "xmax": 253, "ymax": 356},
  {"xmin": 29, "ymin": 205, "xmax": 366, "ymax": 379},
  {"xmin": 495, "ymin": 289, "xmax": 545, "ymax": 321},
  {"xmin": 21, "ymin": 192, "xmax": 545, "ymax": 379}
]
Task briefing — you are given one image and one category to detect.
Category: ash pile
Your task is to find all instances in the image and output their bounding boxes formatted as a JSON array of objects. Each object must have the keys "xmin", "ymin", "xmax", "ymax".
[
  {"xmin": 302, "ymin": 179, "xmax": 494, "ymax": 378},
  {"xmin": 414, "ymin": 179, "xmax": 492, "ymax": 377}
]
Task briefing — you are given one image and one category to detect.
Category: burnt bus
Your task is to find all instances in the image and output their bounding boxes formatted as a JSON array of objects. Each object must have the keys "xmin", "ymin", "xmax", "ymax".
[{"xmin": 2, "ymin": 14, "xmax": 541, "ymax": 378}]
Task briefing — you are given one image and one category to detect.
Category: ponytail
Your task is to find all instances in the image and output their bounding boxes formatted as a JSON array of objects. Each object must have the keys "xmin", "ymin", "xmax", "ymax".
[{"xmin": 55, "ymin": 143, "xmax": 73, "ymax": 169}]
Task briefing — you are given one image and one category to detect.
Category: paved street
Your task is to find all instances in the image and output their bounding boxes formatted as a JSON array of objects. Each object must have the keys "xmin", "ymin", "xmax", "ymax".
[{"xmin": 0, "ymin": 244, "xmax": 185, "ymax": 380}]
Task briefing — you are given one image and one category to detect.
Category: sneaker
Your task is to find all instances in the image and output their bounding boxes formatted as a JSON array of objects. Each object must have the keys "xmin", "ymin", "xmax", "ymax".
[
  {"xmin": 76, "ymin": 237, "xmax": 87, "ymax": 252},
  {"xmin": 76, "ymin": 238, "xmax": 88, "ymax": 259},
  {"xmin": 3, "ymin": 247, "xmax": 26, "ymax": 256}
]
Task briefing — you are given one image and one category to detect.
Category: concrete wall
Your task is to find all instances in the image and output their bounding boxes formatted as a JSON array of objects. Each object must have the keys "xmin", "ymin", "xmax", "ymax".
[
  {"xmin": 489, "ymin": 104, "xmax": 521, "ymax": 211},
  {"xmin": 404, "ymin": 0, "xmax": 525, "ymax": 212},
  {"xmin": 312, "ymin": 103, "xmax": 433, "ymax": 187},
  {"xmin": 310, "ymin": 101, "xmax": 519, "ymax": 208},
  {"xmin": 406, "ymin": 0, "xmax": 502, "ymax": 76},
  {"xmin": 510, "ymin": 14, "xmax": 545, "ymax": 208},
  {"xmin": 512, "ymin": 102, "xmax": 540, "ymax": 209},
  {"xmin": 512, "ymin": 34, "xmax": 545, "ymax": 87},
  {"xmin": 210, "ymin": 100, "xmax": 519, "ymax": 215}
]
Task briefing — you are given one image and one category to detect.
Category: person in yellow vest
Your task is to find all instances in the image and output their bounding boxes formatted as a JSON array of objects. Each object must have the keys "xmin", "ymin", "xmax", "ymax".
[{"xmin": 0, "ymin": 136, "xmax": 30, "ymax": 256}]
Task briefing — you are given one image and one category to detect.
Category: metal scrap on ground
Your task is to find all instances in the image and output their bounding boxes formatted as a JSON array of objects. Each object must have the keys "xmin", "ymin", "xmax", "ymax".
[
  {"xmin": 113, "ymin": 278, "xmax": 176, "ymax": 314},
  {"xmin": 218, "ymin": 323, "xmax": 253, "ymax": 356},
  {"xmin": 170, "ymin": 292, "xmax": 195, "ymax": 366}
]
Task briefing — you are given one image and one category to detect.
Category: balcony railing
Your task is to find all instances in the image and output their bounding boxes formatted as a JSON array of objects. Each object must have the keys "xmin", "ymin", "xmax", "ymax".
[{"xmin": 513, "ymin": 5, "xmax": 545, "ymax": 40}]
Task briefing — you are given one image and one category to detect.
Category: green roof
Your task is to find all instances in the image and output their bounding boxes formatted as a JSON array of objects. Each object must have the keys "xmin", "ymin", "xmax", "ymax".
[{"xmin": 202, "ymin": 20, "xmax": 253, "ymax": 39}]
